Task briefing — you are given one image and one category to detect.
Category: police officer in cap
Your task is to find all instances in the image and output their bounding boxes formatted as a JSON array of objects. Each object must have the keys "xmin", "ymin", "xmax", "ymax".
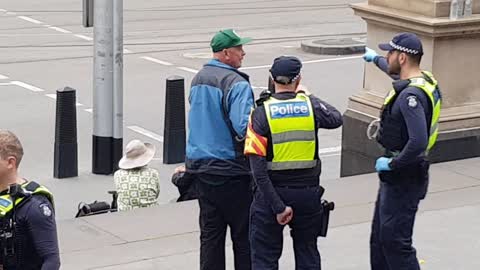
[
  {"xmin": 0, "ymin": 130, "xmax": 60, "ymax": 270},
  {"xmin": 245, "ymin": 56, "xmax": 343, "ymax": 269},
  {"xmin": 363, "ymin": 33, "xmax": 442, "ymax": 270}
]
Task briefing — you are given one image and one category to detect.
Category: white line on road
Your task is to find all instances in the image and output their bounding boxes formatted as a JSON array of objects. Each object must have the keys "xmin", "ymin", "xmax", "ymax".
[
  {"xmin": 84, "ymin": 108, "xmax": 93, "ymax": 113},
  {"xmin": 127, "ymin": 126, "xmax": 164, "ymax": 142},
  {"xmin": 177, "ymin": 67, "xmax": 199, "ymax": 74},
  {"xmin": 6, "ymin": 12, "xmax": 17, "ymax": 15},
  {"xmin": 10, "ymin": 81, "xmax": 44, "ymax": 92},
  {"xmin": 17, "ymin": 16, "xmax": 43, "ymax": 24},
  {"xmin": 0, "ymin": 74, "xmax": 9, "ymax": 80},
  {"xmin": 45, "ymin": 94, "xmax": 83, "ymax": 106},
  {"xmin": 48, "ymin": 26, "xmax": 71, "ymax": 34},
  {"xmin": 74, "ymin": 34, "xmax": 93, "ymax": 41},
  {"xmin": 141, "ymin": 56, "xmax": 173, "ymax": 66},
  {"xmin": 318, "ymin": 146, "xmax": 341, "ymax": 155},
  {"xmin": 240, "ymin": 56, "xmax": 362, "ymax": 70},
  {"xmin": 303, "ymin": 55, "xmax": 362, "ymax": 64},
  {"xmin": 0, "ymin": 82, "xmax": 11, "ymax": 86},
  {"xmin": 0, "ymin": 9, "xmax": 6, "ymax": 12}
]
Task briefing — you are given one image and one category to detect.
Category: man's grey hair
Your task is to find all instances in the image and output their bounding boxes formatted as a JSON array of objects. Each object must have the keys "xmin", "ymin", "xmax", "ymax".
[{"xmin": 0, "ymin": 130, "xmax": 24, "ymax": 166}]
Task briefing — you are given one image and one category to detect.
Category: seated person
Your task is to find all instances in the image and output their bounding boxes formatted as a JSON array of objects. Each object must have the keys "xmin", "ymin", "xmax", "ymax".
[
  {"xmin": 171, "ymin": 165, "xmax": 197, "ymax": 202},
  {"xmin": 114, "ymin": 140, "xmax": 160, "ymax": 211}
]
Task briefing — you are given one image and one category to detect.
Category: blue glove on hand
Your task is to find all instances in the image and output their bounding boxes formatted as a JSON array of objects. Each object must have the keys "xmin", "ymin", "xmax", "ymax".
[
  {"xmin": 363, "ymin": 47, "xmax": 378, "ymax": 62},
  {"xmin": 375, "ymin": 157, "xmax": 392, "ymax": 172}
]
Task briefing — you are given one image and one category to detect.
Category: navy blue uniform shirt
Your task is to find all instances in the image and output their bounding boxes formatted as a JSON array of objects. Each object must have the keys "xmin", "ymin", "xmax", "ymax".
[
  {"xmin": 1, "ymin": 194, "xmax": 60, "ymax": 270},
  {"xmin": 374, "ymin": 56, "xmax": 433, "ymax": 168},
  {"xmin": 249, "ymin": 92, "xmax": 343, "ymax": 214}
]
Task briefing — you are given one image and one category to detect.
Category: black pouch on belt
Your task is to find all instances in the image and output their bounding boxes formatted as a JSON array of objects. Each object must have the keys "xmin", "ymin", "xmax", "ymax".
[{"xmin": 319, "ymin": 199, "xmax": 335, "ymax": 237}]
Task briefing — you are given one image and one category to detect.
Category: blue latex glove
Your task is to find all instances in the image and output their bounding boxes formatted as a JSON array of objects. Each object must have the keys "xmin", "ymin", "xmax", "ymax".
[
  {"xmin": 363, "ymin": 47, "xmax": 378, "ymax": 62},
  {"xmin": 375, "ymin": 157, "xmax": 392, "ymax": 172}
]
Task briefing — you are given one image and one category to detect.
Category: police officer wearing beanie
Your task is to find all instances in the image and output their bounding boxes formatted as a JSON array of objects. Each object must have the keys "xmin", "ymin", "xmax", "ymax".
[
  {"xmin": 245, "ymin": 56, "xmax": 343, "ymax": 269},
  {"xmin": 0, "ymin": 130, "xmax": 60, "ymax": 270},
  {"xmin": 363, "ymin": 33, "xmax": 442, "ymax": 270}
]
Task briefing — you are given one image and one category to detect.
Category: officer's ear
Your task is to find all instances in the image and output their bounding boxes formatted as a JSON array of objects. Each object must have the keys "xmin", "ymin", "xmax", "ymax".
[
  {"xmin": 6, "ymin": 156, "xmax": 18, "ymax": 170},
  {"xmin": 398, "ymin": 52, "xmax": 408, "ymax": 65},
  {"xmin": 294, "ymin": 75, "xmax": 302, "ymax": 88}
]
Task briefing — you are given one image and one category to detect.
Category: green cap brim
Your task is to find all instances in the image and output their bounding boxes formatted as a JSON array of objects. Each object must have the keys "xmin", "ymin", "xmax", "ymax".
[{"xmin": 232, "ymin": 37, "xmax": 252, "ymax": 47}]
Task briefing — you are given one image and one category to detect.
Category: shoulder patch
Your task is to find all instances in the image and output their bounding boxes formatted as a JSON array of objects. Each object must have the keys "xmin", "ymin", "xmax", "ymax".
[
  {"xmin": 39, "ymin": 203, "xmax": 52, "ymax": 217},
  {"xmin": 407, "ymin": 96, "xmax": 418, "ymax": 108}
]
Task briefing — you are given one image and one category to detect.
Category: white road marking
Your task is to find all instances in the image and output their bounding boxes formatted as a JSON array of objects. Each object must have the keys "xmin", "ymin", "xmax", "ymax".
[
  {"xmin": 252, "ymin": 86, "xmax": 268, "ymax": 90},
  {"xmin": 127, "ymin": 126, "xmax": 164, "ymax": 142},
  {"xmin": 318, "ymin": 146, "xmax": 341, "ymax": 155},
  {"xmin": 303, "ymin": 56, "xmax": 362, "ymax": 64},
  {"xmin": 141, "ymin": 56, "xmax": 173, "ymax": 66},
  {"xmin": 0, "ymin": 9, "xmax": 6, "ymax": 12},
  {"xmin": 320, "ymin": 153, "xmax": 341, "ymax": 158},
  {"xmin": 177, "ymin": 67, "xmax": 199, "ymax": 74},
  {"xmin": 45, "ymin": 94, "xmax": 83, "ymax": 106},
  {"xmin": 0, "ymin": 74, "xmax": 9, "ymax": 80},
  {"xmin": 48, "ymin": 26, "xmax": 71, "ymax": 34},
  {"xmin": 74, "ymin": 34, "xmax": 93, "ymax": 41},
  {"xmin": 6, "ymin": 12, "xmax": 17, "ymax": 15},
  {"xmin": 10, "ymin": 81, "xmax": 44, "ymax": 92},
  {"xmin": 0, "ymin": 82, "xmax": 11, "ymax": 86},
  {"xmin": 17, "ymin": 16, "xmax": 43, "ymax": 24},
  {"xmin": 281, "ymin": 45, "xmax": 296, "ymax": 48},
  {"xmin": 241, "ymin": 56, "xmax": 362, "ymax": 70},
  {"xmin": 84, "ymin": 108, "xmax": 93, "ymax": 113}
]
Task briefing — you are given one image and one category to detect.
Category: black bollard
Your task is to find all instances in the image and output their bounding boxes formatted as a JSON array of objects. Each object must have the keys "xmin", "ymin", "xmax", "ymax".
[
  {"xmin": 82, "ymin": 0, "xmax": 94, "ymax": 28},
  {"xmin": 54, "ymin": 87, "xmax": 78, "ymax": 178},
  {"xmin": 268, "ymin": 76, "xmax": 276, "ymax": 93},
  {"xmin": 163, "ymin": 76, "xmax": 186, "ymax": 164}
]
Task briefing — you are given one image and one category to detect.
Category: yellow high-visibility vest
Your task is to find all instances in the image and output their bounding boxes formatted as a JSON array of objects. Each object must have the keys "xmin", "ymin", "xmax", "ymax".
[{"xmin": 264, "ymin": 93, "xmax": 317, "ymax": 170}]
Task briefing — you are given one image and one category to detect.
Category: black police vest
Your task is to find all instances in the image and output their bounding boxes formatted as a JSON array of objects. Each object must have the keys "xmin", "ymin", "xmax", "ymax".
[
  {"xmin": 377, "ymin": 93, "xmax": 409, "ymax": 152},
  {"xmin": 377, "ymin": 90, "xmax": 432, "ymax": 152}
]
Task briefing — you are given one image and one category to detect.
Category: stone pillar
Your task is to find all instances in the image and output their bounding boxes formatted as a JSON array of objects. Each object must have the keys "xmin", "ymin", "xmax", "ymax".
[{"xmin": 341, "ymin": 0, "xmax": 480, "ymax": 176}]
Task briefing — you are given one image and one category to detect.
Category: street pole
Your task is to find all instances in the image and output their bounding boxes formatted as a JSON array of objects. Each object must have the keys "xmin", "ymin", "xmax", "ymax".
[
  {"xmin": 113, "ymin": 0, "xmax": 124, "ymax": 171},
  {"xmin": 93, "ymin": 0, "xmax": 114, "ymax": 174}
]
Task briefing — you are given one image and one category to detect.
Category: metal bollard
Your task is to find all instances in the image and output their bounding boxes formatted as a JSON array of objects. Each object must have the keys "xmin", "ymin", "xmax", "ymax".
[
  {"xmin": 268, "ymin": 76, "xmax": 276, "ymax": 93},
  {"xmin": 163, "ymin": 76, "xmax": 186, "ymax": 164},
  {"xmin": 54, "ymin": 87, "xmax": 78, "ymax": 178}
]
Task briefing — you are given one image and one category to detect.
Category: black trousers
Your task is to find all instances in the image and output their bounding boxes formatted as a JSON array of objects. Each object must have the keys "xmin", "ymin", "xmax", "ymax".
[
  {"xmin": 250, "ymin": 186, "xmax": 323, "ymax": 270},
  {"xmin": 371, "ymin": 163, "xmax": 429, "ymax": 270},
  {"xmin": 197, "ymin": 175, "xmax": 252, "ymax": 270}
]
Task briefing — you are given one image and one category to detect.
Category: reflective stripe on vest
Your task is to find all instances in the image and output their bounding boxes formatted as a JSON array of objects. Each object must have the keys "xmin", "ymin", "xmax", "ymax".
[
  {"xmin": 383, "ymin": 71, "xmax": 442, "ymax": 151},
  {"xmin": 0, "ymin": 181, "xmax": 54, "ymax": 217},
  {"xmin": 264, "ymin": 93, "xmax": 317, "ymax": 170}
]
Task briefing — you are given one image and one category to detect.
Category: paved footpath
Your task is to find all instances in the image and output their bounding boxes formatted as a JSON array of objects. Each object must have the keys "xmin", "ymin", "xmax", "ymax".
[{"xmin": 59, "ymin": 157, "xmax": 480, "ymax": 269}]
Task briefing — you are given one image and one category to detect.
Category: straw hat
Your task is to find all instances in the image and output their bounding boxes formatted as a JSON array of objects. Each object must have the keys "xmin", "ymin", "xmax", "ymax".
[{"xmin": 118, "ymin": 140, "xmax": 156, "ymax": 170}]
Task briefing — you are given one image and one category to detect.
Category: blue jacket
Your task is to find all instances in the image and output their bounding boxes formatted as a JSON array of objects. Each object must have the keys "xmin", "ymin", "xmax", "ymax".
[{"xmin": 186, "ymin": 59, "xmax": 254, "ymax": 176}]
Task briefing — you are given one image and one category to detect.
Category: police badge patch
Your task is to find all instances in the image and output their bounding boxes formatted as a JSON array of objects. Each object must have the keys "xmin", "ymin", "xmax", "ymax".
[
  {"xmin": 40, "ymin": 204, "xmax": 52, "ymax": 217},
  {"xmin": 407, "ymin": 96, "xmax": 418, "ymax": 108}
]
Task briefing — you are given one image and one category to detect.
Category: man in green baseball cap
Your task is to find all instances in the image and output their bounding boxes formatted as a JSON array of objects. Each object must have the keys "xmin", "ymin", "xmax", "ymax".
[
  {"xmin": 209, "ymin": 29, "xmax": 252, "ymax": 68},
  {"xmin": 187, "ymin": 29, "xmax": 254, "ymax": 270}
]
